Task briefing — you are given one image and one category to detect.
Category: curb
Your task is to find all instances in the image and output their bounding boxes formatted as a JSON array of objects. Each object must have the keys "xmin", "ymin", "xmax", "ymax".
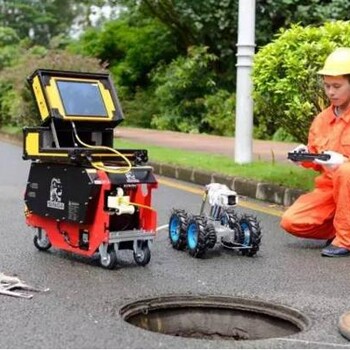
[
  {"xmin": 0, "ymin": 131, "xmax": 22, "ymax": 145},
  {"xmin": 150, "ymin": 161, "xmax": 304, "ymax": 207},
  {"xmin": 339, "ymin": 311, "xmax": 350, "ymax": 340},
  {"xmin": 1, "ymin": 131, "xmax": 304, "ymax": 207}
]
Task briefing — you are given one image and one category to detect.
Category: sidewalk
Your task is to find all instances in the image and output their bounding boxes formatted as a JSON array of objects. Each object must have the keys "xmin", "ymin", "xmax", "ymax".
[
  {"xmin": 115, "ymin": 127, "xmax": 304, "ymax": 207},
  {"xmin": 115, "ymin": 127, "xmax": 298, "ymax": 164}
]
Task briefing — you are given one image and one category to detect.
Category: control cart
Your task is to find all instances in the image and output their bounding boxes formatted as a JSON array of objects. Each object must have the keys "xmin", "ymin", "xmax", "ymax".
[{"xmin": 23, "ymin": 69, "xmax": 157, "ymax": 268}]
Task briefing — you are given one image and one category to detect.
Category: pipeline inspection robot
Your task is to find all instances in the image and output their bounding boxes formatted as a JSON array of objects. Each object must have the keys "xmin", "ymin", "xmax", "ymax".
[{"xmin": 168, "ymin": 183, "xmax": 262, "ymax": 258}]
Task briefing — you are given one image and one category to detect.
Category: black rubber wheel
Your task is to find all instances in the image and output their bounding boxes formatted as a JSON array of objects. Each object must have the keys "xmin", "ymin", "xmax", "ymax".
[
  {"xmin": 186, "ymin": 216, "xmax": 208, "ymax": 258},
  {"xmin": 239, "ymin": 214, "xmax": 262, "ymax": 257},
  {"xmin": 205, "ymin": 222, "xmax": 217, "ymax": 249},
  {"xmin": 33, "ymin": 230, "xmax": 51, "ymax": 251},
  {"xmin": 168, "ymin": 209, "xmax": 188, "ymax": 250},
  {"xmin": 220, "ymin": 210, "xmax": 244, "ymax": 248},
  {"xmin": 133, "ymin": 242, "xmax": 151, "ymax": 266},
  {"xmin": 100, "ymin": 245, "xmax": 117, "ymax": 269}
]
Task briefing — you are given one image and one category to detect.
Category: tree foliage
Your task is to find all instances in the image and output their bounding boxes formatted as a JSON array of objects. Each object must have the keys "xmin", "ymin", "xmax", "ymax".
[
  {"xmin": 70, "ymin": 16, "xmax": 178, "ymax": 91},
  {"xmin": 0, "ymin": 0, "xmax": 116, "ymax": 46},
  {"xmin": 69, "ymin": 1, "xmax": 350, "ymax": 136},
  {"xmin": 135, "ymin": 0, "xmax": 350, "ymax": 86},
  {"xmin": 0, "ymin": 27, "xmax": 21, "ymax": 69},
  {"xmin": 252, "ymin": 21, "xmax": 350, "ymax": 143},
  {"xmin": 2, "ymin": 0, "xmax": 350, "ymax": 138},
  {"xmin": 138, "ymin": 0, "xmax": 238, "ymax": 87},
  {"xmin": 151, "ymin": 46, "xmax": 218, "ymax": 133},
  {"xmin": 256, "ymin": 0, "xmax": 350, "ymax": 46}
]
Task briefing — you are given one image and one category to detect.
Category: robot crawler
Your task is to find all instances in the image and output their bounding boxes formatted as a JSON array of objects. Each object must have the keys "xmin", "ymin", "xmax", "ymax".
[
  {"xmin": 23, "ymin": 69, "xmax": 157, "ymax": 269},
  {"xmin": 168, "ymin": 183, "xmax": 262, "ymax": 258}
]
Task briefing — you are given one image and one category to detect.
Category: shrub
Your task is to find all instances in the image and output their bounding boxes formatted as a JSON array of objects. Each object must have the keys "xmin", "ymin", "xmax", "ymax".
[
  {"xmin": 0, "ymin": 27, "xmax": 21, "ymax": 70},
  {"xmin": 253, "ymin": 21, "xmax": 350, "ymax": 143},
  {"xmin": 272, "ymin": 127, "xmax": 298, "ymax": 142},
  {"xmin": 69, "ymin": 18, "xmax": 178, "ymax": 93},
  {"xmin": 120, "ymin": 87, "xmax": 160, "ymax": 128},
  {"xmin": 150, "ymin": 46, "xmax": 218, "ymax": 133},
  {"xmin": 202, "ymin": 89, "xmax": 235, "ymax": 136}
]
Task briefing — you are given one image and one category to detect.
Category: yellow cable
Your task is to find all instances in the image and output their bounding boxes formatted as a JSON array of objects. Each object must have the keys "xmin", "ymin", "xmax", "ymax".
[
  {"xmin": 71, "ymin": 122, "xmax": 132, "ymax": 174},
  {"xmin": 129, "ymin": 201, "xmax": 155, "ymax": 212},
  {"xmin": 91, "ymin": 161, "xmax": 132, "ymax": 174}
]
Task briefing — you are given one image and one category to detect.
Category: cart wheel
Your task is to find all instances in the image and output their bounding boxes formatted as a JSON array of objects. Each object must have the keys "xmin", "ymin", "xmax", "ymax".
[
  {"xmin": 220, "ymin": 210, "xmax": 244, "ymax": 248},
  {"xmin": 33, "ymin": 229, "xmax": 51, "ymax": 251},
  {"xmin": 169, "ymin": 209, "xmax": 188, "ymax": 250},
  {"xmin": 239, "ymin": 214, "xmax": 262, "ymax": 257},
  {"xmin": 133, "ymin": 242, "xmax": 151, "ymax": 266},
  {"xmin": 186, "ymin": 216, "xmax": 207, "ymax": 258},
  {"xmin": 100, "ymin": 245, "xmax": 117, "ymax": 269}
]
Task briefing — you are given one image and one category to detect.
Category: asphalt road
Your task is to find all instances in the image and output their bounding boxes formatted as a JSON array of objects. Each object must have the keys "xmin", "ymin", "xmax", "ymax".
[{"xmin": 1, "ymin": 141, "xmax": 350, "ymax": 349}]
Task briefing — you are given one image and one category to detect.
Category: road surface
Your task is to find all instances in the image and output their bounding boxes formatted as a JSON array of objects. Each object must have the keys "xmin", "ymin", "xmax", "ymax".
[{"xmin": 0, "ymin": 141, "xmax": 349, "ymax": 348}]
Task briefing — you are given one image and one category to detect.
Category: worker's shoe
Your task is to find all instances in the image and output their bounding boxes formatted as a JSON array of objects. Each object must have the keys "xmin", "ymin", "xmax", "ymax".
[{"xmin": 321, "ymin": 244, "xmax": 350, "ymax": 257}]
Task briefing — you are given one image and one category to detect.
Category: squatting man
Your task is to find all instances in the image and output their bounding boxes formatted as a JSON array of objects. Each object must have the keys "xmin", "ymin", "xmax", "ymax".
[{"xmin": 281, "ymin": 47, "xmax": 350, "ymax": 257}]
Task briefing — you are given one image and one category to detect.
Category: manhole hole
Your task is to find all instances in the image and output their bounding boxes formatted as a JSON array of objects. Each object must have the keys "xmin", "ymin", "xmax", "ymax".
[{"xmin": 120, "ymin": 295, "xmax": 310, "ymax": 341}]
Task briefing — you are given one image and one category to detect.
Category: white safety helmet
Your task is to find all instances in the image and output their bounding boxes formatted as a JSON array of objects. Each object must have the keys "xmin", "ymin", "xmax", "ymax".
[{"xmin": 318, "ymin": 47, "xmax": 350, "ymax": 76}]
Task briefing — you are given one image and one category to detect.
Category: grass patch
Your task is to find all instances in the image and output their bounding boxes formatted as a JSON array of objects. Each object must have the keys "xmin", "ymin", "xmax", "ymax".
[
  {"xmin": 1, "ymin": 125, "xmax": 22, "ymax": 135},
  {"xmin": 115, "ymin": 138, "xmax": 317, "ymax": 191}
]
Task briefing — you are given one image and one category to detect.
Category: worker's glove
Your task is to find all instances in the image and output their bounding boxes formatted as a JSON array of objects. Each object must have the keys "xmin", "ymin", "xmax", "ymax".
[
  {"xmin": 314, "ymin": 150, "xmax": 346, "ymax": 170},
  {"xmin": 289, "ymin": 144, "xmax": 308, "ymax": 165},
  {"xmin": 291, "ymin": 144, "xmax": 308, "ymax": 154}
]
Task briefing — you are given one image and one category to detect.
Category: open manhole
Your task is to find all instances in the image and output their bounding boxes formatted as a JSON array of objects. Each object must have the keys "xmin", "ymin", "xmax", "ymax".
[{"xmin": 120, "ymin": 295, "xmax": 310, "ymax": 341}]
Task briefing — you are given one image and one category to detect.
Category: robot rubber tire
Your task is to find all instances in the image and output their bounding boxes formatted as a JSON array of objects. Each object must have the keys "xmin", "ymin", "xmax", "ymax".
[
  {"xmin": 186, "ymin": 216, "xmax": 208, "ymax": 258},
  {"xmin": 239, "ymin": 214, "xmax": 262, "ymax": 257},
  {"xmin": 168, "ymin": 209, "xmax": 188, "ymax": 250}
]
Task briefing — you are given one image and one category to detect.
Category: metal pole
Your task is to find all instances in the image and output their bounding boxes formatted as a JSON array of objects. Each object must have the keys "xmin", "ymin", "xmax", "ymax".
[{"xmin": 234, "ymin": 0, "xmax": 256, "ymax": 164}]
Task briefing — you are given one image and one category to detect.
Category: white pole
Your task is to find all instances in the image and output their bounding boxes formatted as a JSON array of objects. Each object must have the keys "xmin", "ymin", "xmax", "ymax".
[{"xmin": 234, "ymin": 0, "xmax": 256, "ymax": 164}]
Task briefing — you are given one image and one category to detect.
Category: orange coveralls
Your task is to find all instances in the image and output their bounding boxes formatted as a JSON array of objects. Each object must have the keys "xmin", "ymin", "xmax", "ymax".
[{"xmin": 280, "ymin": 105, "xmax": 350, "ymax": 249}]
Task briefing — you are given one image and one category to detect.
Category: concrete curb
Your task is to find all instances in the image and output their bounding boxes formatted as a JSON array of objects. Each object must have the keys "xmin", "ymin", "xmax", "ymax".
[
  {"xmin": 339, "ymin": 311, "xmax": 350, "ymax": 340},
  {"xmin": 150, "ymin": 161, "xmax": 304, "ymax": 207},
  {"xmin": 0, "ymin": 131, "xmax": 22, "ymax": 145},
  {"xmin": 1, "ymin": 131, "xmax": 304, "ymax": 207}
]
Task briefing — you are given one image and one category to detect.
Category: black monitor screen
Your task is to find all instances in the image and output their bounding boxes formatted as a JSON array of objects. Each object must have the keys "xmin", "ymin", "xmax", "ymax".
[{"xmin": 56, "ymin": 80, "xmax": 108, "ymax": 117}]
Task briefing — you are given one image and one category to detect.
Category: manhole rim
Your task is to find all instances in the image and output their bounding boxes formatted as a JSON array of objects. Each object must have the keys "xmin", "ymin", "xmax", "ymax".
[{"xmin": 120, "ymin": 294, "xmax": 311, "ymax": 334}]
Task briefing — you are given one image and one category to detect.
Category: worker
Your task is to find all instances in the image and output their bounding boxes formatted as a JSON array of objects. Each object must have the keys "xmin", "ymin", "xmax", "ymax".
[{"xmin": 281, "ymin": 47, "xmax": 350, "ymax": 257}]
